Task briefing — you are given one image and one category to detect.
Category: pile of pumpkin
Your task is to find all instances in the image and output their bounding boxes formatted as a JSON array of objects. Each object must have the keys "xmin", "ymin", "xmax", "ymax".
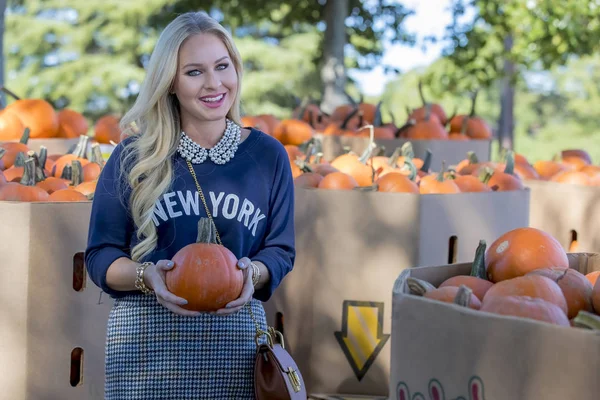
[
  {"xmin": 502, "ymin": 148, "xmax": 599, "ymax": 186},
  {"xmin": 240, "ymin": 82, "xmax": 492, "ymax": 147},
  {"xmin": 0, "ymin": 86, "xmax": 122, "ymax": 145},
  {"xmin": 288, "ymin": 125, "xmax": 524, "ymax": 194},
  {"xmin": 407, "ymin": 227, "xmax": 600, "ymax": 329},
  {"xmin": 0, "ymin": 130, "xmax": 102, "ymax": 201}
]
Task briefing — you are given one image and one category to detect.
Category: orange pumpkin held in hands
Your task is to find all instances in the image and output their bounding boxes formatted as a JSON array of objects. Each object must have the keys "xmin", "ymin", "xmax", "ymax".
[
  {"xmin": 165, "ymin": 218, "xmax": 243, "ymax": 312},
  {"xmin": 485, "ymin": 227, "xmax": 569, "ymax": 283}
]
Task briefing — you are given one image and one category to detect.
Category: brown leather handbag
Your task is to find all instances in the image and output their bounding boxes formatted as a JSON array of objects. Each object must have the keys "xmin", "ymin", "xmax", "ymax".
[
  {"xmin": 185, "ymin": 160, "xmax": 306, "ymax": 399},
  {"xmin": 254, "ymin": 326, "xmax": 307, "ymax": 400}
]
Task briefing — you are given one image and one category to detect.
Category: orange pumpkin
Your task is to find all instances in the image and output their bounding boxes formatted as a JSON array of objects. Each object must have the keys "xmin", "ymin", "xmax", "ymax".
[
  {"xmin": 0, "ymin": 109, "xmax": 25, "ymax": 141},
  {"xmin": 451, "ymin": 173, "xmax": 492, "ymax": 193},
  {"xmin": 408, "ymin": 80, "xmax": 448, "ymax": 125},
  {"xmin": 51, "ymin": 135, "xmax": 91, "ymax": 178},
  {"xmin": 57, "ymin": 109, "xmax": 89, "ymax": 138},
  {"xmin": 526, "ymin": 268, "xmax": 594, "ymax": 319},
  {"xmin": 448, "ymin": 91, "xmax": 492, "ymax": 140},
  {"xmin": 480, "ymin": 295, "xmax": 570, "ymax": 326},
  {"xmin": 375, "ymin": 169, "xmax": 419, "ymax": 193},
  {"xmin": 483, "ymin": 275, "xmax": 568, "ymax": 316},
  {"xmin": 586, "ymin": 271, "xmax": 600, "ymax": 287},
  {"xmin": 48, "ymin": 188, "xmax": 89, "ymax": 202},
  {"xmin": 294, "ymin": 172, "xmax": 323, "ymax": 188},
  {"xmin": 272, "ymin": 119, "xmax": 313, "ymax": 146},
  {"xmin": 419, "ymin": 164, "xmax": 461, "ymax": 194},
  {"xmin": 486, "ymin": 151, "xmax": 524, "ymax": 191},
  {"xmin": 94, "ymin": 115, "xmax": 122, "ymax": 144},
  {"xmin": 165, "ymin": 218, "xmax": 244, "ymax": 311},
  {"xmin": 0, "ymin": 158, "xmax": 49, "ymax": 202},
  {"xmin": 550, "ymin": 170, "xmax": 591, "ymax": 186},
  {"xmin": 485, "ymin": 227, "xmax": 569, "ymax": 283},
  {"xmin": 533, "ymin": 160, "xmax": 569, "ymax": 180},
  {"xmin": 439, "ymin": 240, "xmax": 494, "ymax": 301},
  {"xmin": 241, "ymin": 115, "xmax": 271, "ymax": 135},
  {"xmin": 3, "ymin": 98, "xmax": 59, "ymax": 138},
  {"xmin": 330, "ymin": 141, "xmax": 376, "ymax": 187},
  {"xmin": 317, "ymin": 171, "xmax": 358, "ymax": 190}
]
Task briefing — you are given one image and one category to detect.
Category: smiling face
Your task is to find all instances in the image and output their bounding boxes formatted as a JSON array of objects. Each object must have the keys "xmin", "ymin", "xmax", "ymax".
[{"xmin": 172, "ymin": 33, "xmax": 238, "ymax": 124}]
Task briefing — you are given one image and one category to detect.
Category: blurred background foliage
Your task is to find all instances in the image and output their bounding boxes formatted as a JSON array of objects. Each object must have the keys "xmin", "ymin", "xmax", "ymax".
[{"xmin": 2, "ymin": 0, "xmax": 600, "ymax": 162}]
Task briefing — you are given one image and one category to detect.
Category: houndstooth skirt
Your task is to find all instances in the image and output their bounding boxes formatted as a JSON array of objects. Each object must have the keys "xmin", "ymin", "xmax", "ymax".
[{"xmin": 104, "ymin": 294, "xmax": 268, "ymax": 400}]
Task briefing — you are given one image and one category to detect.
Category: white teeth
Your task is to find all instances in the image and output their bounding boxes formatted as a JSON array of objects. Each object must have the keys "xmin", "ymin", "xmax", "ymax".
[{"xmin": 202, "ymin": 94, "xmax": 224, "ymax": 102}]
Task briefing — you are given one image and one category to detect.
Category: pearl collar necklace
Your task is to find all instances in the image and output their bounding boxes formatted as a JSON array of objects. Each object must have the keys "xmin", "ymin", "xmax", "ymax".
[{"xmin": 177, "ymin": 119, "xmax": 241, "ymax": 165}]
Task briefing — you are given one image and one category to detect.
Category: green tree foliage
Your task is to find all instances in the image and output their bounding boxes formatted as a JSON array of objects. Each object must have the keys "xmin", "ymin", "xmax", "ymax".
[
  {"xmin": 4, "ymin": 0, "xmax": 415, "ymax": 122},
  {"xmin": 437, "ymin": 0, "xmax": 600, "ymax": 92}
]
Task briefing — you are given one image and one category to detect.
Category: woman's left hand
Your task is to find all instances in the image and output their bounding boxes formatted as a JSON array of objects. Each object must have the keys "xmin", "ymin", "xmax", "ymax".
[{"xmin": 214, "ymin": 257, "xmax": 254, "ymax": 316}]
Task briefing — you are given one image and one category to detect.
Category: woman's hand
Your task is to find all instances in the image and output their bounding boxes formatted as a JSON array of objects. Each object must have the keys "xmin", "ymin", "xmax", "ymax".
[
  {"xmin": 143, "ymin": 260, "xmax": 202, "ymax": 317},
  {"xmin": 214, "ymin": 257, "xmax": 255, "ymax": 316}
]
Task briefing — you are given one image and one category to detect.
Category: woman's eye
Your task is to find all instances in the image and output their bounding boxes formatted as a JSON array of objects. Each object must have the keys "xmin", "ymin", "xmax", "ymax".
[
  {"xmin": 186, "ymin": 70, "xmax": 201, "ymax": 76},
  {"xmin": 216, "ymin": 63, "xmax": 229, "ymax": 70}
]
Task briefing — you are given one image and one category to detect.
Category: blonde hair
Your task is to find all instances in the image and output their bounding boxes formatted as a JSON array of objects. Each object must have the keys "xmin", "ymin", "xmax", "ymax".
[{"xmin": 118, "ymin": 11, "xmax": 244, "ymax": 262}]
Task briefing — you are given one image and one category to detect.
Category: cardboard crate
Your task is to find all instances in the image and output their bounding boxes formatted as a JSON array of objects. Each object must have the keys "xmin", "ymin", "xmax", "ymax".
[
  {"xmin": 264, "ymin": 187, "xmax": 530, "ymax": 396},
  {"xmin": 389, "ymin": 253, "xmax": 600, "ymax": 399},
  {"xmin": 0, "ymin": 201, "xmax": 113, "ymax": 399},
  {"xmin": 526, "ymin": 180, "xmax": 600, "ymax": 253},
  {"xmin": 314, "ymin": 134, "xmax": 492, "ymax": 170}
]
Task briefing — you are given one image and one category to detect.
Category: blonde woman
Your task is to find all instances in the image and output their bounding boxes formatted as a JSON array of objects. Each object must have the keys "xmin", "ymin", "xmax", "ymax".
[{"xmin": 85, "ymin": 11, "xmax": 295, "ymax": 399}]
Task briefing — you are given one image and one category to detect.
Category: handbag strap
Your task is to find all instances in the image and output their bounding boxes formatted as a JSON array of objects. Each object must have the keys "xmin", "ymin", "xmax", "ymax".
[{"xmin": 185, "ymin": 159, "xmax": 270, "ymax": 345}]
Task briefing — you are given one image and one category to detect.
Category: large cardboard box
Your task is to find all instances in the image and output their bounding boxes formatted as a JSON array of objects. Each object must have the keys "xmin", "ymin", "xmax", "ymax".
[
  {"xmin": 389, "ymin": 253, "xmax": 600, "ymax": 400},
  {"xmin": 526, "ymin": 180, "xmax": 600, "ymax": 253},
  {"xmin": 314, "ymin": 134, "xmax": 492, "ymax": 170},
  {"xmin": 0, "ymin": 201, "xmax": 113, "ymax": 399},
  {"xmin": 264, "ymin": 187, "xmax": 530, "ymax": 396}
]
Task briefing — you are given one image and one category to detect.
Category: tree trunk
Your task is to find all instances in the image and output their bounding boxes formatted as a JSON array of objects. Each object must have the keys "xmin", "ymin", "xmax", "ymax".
[
  {"xmin": 320, "ymin": 0, "xmax": 349, "ymax": 114},
  {"xmin": 497, "ymin": 34, "xmax": 515, "ymax": 152}
]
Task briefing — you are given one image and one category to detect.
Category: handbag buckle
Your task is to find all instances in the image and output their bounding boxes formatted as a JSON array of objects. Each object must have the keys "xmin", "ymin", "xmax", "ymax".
[{"xmin": 285, "ymin": 366, "xmax": 302, "ymax": 393}]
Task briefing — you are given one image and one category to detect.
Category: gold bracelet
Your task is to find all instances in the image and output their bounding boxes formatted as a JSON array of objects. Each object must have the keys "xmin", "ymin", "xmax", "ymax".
[
  {"xmin": 250, "ymin": 261, "xmax": 261, "ymax": 287},
  {"xmin": 135, "ymin": 262, "xmax": 154, "ymax": 295}
]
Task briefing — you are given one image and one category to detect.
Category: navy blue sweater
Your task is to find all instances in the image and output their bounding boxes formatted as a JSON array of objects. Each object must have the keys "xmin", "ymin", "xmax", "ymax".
[{"xmin": 84, "ymin": 128, "xmax": 295, "ymax": 301}]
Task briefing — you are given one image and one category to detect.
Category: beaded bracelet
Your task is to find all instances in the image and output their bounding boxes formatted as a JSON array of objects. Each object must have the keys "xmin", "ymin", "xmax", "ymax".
[{"xmin": 250, "ymin": 261, "xmax": 261, "ymax": 287}]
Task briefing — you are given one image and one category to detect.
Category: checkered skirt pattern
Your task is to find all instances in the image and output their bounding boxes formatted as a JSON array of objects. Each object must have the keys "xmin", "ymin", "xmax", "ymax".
[{"xmin": 104, "ymin": 294, "xmax": 267, "ymax": 400}]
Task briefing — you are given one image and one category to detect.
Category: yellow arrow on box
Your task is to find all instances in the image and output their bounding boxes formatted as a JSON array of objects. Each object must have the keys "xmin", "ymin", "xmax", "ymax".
[{"xmin": 334, "ymin": 300, "xmax": 390, "ymax": 381}]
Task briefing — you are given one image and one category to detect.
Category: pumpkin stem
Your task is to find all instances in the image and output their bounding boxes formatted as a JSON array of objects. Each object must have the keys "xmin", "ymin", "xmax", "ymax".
[
  {"xmin": 0, "ymin": 86, "xmax": 21, "ymax": 101},
  {"xmin": 18, "ymin": 127, "xmax": 31, "ymax": 144},
  {"xmin": 27, "ymin": 150, "xmax": 46, "ymax": 182},
  {"xmin": 343, "ymin": 90, "xmax": 357, "ymax": 106},
  {"xmin": 417, "ymin": 80, "xmax": 427, "ymax": 106},
  {"xmin": 446, "ymin": 106, "xmax": 458, "ymax": 127},
  {"xmin": 436, "ymin": 162, "xmax": 447, "ymax": 182},
  {"xmin": 38, "ymin": 146, "xmax": 48, "ymax": 171},
  {"xmin": 196, "ymin": 217, "xmax": 218, "ymax": 244},
  {"xmin": 90, "ymin": 143, "xmax": 105, "ymax": 167},
  {"xmin": 72, "ymin": 135, "xmax": 90, "ymax": 159},
  {"xmin": 374, "ymin": 146, "xmax": 386, "ymax": 157},
  {"xmin": 420, "ymin": 149, "xmax": 433, "ymax": 173},
  {"xmin": 0, "ymin": 148, "xmax": 6, "ymax": 162},
  {"xmin": 394, "ymin": 119, "xmax": 415, "ymax": 138},
  {"xmin": 401, "ymin": 158, "xmax": 418, "ymax": 181},
  {"xmin": 460, "ymin": 115, "xmax": 470, "ymax": 135},
  {"xmin": 453, "ymin": 285, "xmax": 473, "ymax": 308},
  {"xmin": 469, "ymin": 240, "xmax": 487, "ymax": 279},
  {"xmin": 503, "ymin": 150, "xmax": 515, "ymax": 175},
  {"xmin": 467, "ymin": 151, "xmax": 479, "ymax": 165},
  {"xmin": 387, "ymin": 146, "xmax": 403, "ymax": 167},
  {"xmin": 295, "ymin": 96, "xmax": 310, "ymax": 120},
  {"xmin": 19, "ymin": 158, "xmax": 36, "ymax": 186},
  {"xmin": 424, "ymin": 103, "xmax": 432, "ymax": 121},
  {"xmin": 358, "ymin": 125, "xmax": 376, "ymax": 164},
  {"xmin": 307, "ymin": 109, "xmax": 314, "ymax": 128},
  {"xmin": 340, "ymin": 107, "xmax": 359, "ymax": 130},
  {"xmin": 314, "ymin": 152, "xmax": 324, "ymax": 164},
  {"xmin": 61, "ymin": 164, "xmax": 73, "ymax": 181},
  {"xmin": 469, "ymin": 90, "xmax": 479, "ymax": 117},
  {"xmin": 71, "ymin": 160, "xmax": 83, "ymax": 187},
  {"xmin": 406, "ymin": 277, "xmax": 435, "ymax": 296},
  {"xmin": 572, "ymin": 311, "xmax": 600, "ymax": 330},
  {"xmin": 14, "ymin": 152, "xmax": 26, "ymax": 167},
  {"xmin": 373, "ymin": 101, "xmax": 383, "ymax": 127},
  {"xmin": 478, "ymin": 166, "xmax": 494, "ymax": 184},
  {"xmin": 401, "ymin": 142, "xmax": 415, "ymax": 159}
]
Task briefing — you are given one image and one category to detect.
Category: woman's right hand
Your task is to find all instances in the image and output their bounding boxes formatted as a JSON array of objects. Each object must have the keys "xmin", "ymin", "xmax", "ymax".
[{"xmin": 143, "ymin": 260, "xmax": 202, "ymax": 317}]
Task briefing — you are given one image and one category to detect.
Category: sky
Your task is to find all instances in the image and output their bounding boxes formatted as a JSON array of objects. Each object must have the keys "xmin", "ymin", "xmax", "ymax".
[{"xmin": 349, "ymin": 0, "xmax": 455, "ymax": 97}]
